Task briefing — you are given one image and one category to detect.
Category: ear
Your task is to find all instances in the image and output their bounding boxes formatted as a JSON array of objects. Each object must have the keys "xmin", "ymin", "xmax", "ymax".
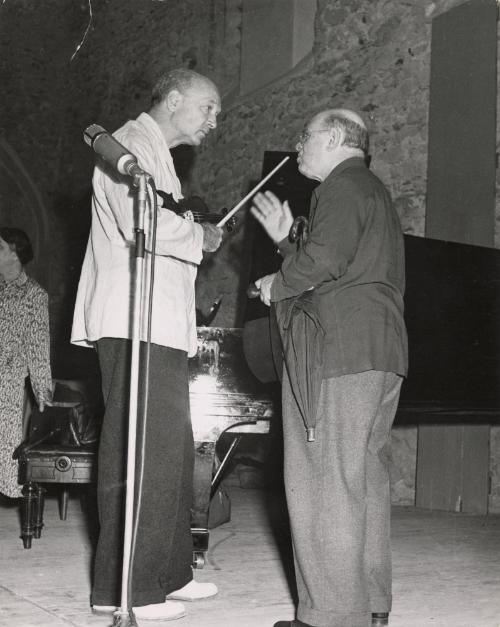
[
  {"xmin": 329, "ymin": 127, "xmax": 344, "ymax": 149},
  {"xmin": 325, "ymin": 128, "xmax": 339, "ymax": 152},
  {"xmin": 328, "ymin": 128, "xmax": 345, "ymax": 150},
  {"xmin": 165, "ymin": 89, "xmax": 183, "ymax": 112}
]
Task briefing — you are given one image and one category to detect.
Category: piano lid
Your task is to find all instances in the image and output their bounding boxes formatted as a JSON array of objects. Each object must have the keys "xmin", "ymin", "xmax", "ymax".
[{"xmin": 400, "ymin": 234, "xmax": 500, "ymax": 415}]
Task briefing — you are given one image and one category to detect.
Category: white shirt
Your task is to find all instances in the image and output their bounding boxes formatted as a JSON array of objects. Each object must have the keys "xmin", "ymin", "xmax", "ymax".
[{"xmin": 71, "ymin": 113, "xmax": 204, "ymax": 356}]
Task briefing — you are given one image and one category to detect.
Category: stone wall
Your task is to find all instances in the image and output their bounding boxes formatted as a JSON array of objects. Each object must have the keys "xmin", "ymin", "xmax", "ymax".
[
  {"xmin": 1, "ymin": 0, "xmax": 498, "ymax": 509},
  {"xmin": 2, "ymin": 0, "xmax": 498, "ymax": 325}
]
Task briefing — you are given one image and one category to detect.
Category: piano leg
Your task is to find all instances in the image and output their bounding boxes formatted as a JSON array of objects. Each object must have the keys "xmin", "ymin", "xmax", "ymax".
[
  {"xmin": 20, "ymin": 482, "xmax": 38, "ymax": 549},
  {"xmin": 58, "ymin": 487, "xmax": 69, "ymax": 521},
  {"xmin": 33, "ymin": 484, "xmax": 45, "ymax": 538},
  {"xmin": 191, "ymin": 440, "xmax": 217, "ymax": 568}
]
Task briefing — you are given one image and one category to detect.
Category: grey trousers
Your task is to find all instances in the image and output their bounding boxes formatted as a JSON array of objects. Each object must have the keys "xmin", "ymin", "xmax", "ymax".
[{"xmin": 282, "ymin": 369, "xmax": 403, "ymax": 627}]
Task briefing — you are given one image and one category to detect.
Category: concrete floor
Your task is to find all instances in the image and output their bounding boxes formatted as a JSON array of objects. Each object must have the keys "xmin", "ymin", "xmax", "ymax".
[{"xmin": 1, "ymin": 486, "xmax": 500, "ymax": 627}]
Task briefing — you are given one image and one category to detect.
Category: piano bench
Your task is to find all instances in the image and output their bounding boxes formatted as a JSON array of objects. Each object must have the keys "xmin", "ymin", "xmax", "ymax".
[
  {"xmin": 16, "ymin": 437, "xmax": 243, "ymax": 562},
  {"xmin": 17, "ymin": 443, "xmax": 97, "ymax": 548}
]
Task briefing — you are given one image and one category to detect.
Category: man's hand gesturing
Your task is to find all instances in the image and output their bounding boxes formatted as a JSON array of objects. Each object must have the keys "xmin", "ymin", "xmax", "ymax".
[{"xmin": 250, "ymin": 191, "xmax": 293, "ymax": 244}]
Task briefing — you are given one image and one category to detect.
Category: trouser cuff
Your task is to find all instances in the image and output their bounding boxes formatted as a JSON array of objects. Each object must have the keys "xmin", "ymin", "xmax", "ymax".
[{"xmin": 298, "ymin": 606, "xmax": 371, "ymax": 627}]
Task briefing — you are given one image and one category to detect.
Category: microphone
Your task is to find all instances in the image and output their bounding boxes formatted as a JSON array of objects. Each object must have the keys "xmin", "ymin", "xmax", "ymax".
[{"xmin": 83, "ymin": 124, "xmax": 149, "ymax": 178}]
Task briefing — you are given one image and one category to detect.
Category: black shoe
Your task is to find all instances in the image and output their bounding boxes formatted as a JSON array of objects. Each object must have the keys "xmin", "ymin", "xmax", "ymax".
[
  {"xmin": 372, "ymin": 612, "xmax": 389, "ymax": 626},
  {"xmin": 274, "ymin": 621, "xmax": 314, "ymax": 627}
]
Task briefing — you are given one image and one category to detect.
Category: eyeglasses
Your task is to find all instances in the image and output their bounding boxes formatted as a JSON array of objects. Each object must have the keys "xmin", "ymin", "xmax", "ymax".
[{"xmin": 297, "ymin": 129, "xmax": 331, "ymax": 144}]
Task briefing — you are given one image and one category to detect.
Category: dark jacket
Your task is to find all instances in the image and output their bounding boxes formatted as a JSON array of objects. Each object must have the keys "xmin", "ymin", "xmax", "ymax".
[{"xmin": 271, "ymin": 157, "xmax": 408, "ymax": 379}]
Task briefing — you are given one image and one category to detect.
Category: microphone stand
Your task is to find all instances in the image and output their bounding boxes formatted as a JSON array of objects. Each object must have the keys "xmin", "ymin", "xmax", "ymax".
[{"xmin": 112, "ymin": 172, "xmax": 148, "ymax": 627}]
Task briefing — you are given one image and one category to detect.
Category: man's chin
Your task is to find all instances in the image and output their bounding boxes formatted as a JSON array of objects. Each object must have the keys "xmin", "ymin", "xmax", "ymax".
[
  {"xmin": 298, "ymin": 163, "xmax": 318, "ymax": 181},
  {"xmin": 183, "ymin": 134, "xmax": 203, "ymax": 146},
  {"xmin": 195, "ymin": 131, "xmax": 208, "ymax": 144}
]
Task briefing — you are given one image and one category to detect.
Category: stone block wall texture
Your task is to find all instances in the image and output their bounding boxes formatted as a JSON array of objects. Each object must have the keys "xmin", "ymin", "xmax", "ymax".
[{"xmin": 1, "ymin": 0, "xmax": 498, "ymax": 508}]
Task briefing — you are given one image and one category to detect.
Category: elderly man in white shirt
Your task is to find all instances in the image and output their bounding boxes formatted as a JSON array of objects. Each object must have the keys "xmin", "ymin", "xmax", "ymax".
[{"xmin": 72, "ymin": 68, "xmax": 223, "ymax": 622}]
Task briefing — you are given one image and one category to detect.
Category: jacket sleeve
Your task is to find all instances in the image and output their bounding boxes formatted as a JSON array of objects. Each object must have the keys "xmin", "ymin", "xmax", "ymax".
[
  {"xmin": 271, "ymin": 177, "xmax": 365, "ymax": 301},
  {"xmin": 97, "ymin": 129, "xmax": 204, "ymax": 265}
]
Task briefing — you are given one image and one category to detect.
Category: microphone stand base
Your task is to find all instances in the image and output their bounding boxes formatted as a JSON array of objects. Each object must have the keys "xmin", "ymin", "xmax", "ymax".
[{"xmin": 113, "ymin": 610, "xmax": 139, "ymax": 627}]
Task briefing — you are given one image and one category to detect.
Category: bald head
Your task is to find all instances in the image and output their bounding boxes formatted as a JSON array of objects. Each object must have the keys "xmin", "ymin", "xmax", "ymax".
[
  {"xmin": 151, "ymin": 68, "xmax": 218, "ymax": 106},
  {"xmin": 318, "ymin": 108, "xmax": 369, "ymax": 155},
  {"xmin": 326, "ymin": 108, "xmax": 366, "ymax": 129}
]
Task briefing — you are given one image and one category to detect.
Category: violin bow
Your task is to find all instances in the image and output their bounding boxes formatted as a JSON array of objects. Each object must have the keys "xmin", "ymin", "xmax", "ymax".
[{"xmin": 216, "ymin": 156, "xmax": 290, "ymax": 228}]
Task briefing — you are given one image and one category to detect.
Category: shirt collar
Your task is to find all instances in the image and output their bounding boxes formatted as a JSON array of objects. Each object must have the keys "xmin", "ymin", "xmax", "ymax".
[
  {"xmin": 135, "ymin": 112, "xmax": 182, "ymax": 199},
  {"xmin": 323, "ymin": 156, "xmax": 367, "ymax": 185},
  {"xmin": 311, "ymin": 157, "xmax": 366, "ymax": 208},
  {"xmin": 136, "ymin": 112, "xmax": 169, "ymax": 153}
]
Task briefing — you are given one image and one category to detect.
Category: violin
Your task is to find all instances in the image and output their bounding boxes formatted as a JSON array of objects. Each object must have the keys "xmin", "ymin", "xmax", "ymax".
[{"xmin": 156, "ymin": 189, "xmax": 236, "ymax": 232}]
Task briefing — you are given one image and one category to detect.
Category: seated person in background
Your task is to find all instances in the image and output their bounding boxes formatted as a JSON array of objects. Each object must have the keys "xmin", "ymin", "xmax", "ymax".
[{"xmin": 0, "ymin": 227, "xmax": 52, "ymax": 499}]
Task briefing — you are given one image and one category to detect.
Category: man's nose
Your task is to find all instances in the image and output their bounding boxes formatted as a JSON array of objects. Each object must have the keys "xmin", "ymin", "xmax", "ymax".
[
  {"xmin": 295, "ymin": 140, "xmax": 302, "ymax": 152},
  {"xmin": 207, "ymin": 114, "xmax": 217, "ymax": 129}
]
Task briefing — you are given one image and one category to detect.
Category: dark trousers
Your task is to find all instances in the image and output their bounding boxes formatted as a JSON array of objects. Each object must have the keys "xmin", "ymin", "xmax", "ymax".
[{"xmin": 92, "ymin": 338, "xmax": 194, "ymax": 607}]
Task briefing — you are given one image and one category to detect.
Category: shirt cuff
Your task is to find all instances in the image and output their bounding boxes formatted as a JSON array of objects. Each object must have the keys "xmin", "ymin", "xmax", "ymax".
[{"xmin": 277, "ymin": 237, "xmax": 296, "ymax": 257}]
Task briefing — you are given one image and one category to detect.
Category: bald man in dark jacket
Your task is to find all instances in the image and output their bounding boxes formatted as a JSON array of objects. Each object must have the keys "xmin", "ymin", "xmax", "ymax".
[{"xmin": 251, "ymin": 109, "xmax": 407, "ymax": 627}]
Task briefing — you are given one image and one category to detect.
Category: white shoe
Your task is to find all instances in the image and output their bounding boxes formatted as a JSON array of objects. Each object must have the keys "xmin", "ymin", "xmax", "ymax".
[
  {"xmin": 92, "ymin": 601, "xmax": 186, "ymax": 621},
  {"xmin": 134, "ymin": 601, "xmax": 186, "ymax": 621},
  {"xmin": 92, "ymin": 605, "xmax": 117, "ymax": 615},
  {"xmin": 166, "ymin": 579, "xmax": 218, "ymax": 601}
]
